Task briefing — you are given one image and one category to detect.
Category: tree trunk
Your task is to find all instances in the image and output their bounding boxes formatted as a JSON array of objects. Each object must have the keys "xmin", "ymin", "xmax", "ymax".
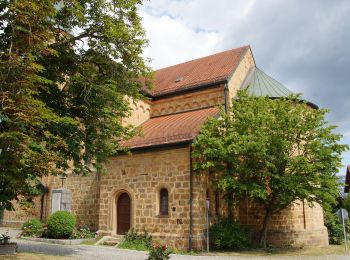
[
  {"xmin": 226, "ymin": 163, "xmax": 235, "ymax": 220},
  {"xmin": 259, "ymin": 208, "xmax": 273, "ymax": 248},
  {"xmin": 226, "ymin": 188, "xmax": 234, "ymax": 219}
]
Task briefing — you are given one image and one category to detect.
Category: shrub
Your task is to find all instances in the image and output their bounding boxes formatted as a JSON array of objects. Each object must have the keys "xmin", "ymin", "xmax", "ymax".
[
  {"xmin": 324, "ymin": 210, "xmax": 343, "ymax": 245},
  {"xmin": 21, "ymin": 219, "xmax": 43, "ymax": 237},
  {"xmin": 0, "ymin": 233, "xmax": 11, "ymax": 245},
  {"xmin": 343, "ymin": 194, "xmax": 350, "ymax": 214},
  {"xmin": 147, "ymin": 243, "xmax": 171, "ymax": 260},
  {"xmin": 347, "ymin": 219, "xmax": 350, "ymax": 234},
  {"xmin": 47, "ymin": 211, "xmax": 76, "ymax": 239},
  {"xmin": 70, "ymin": 225, "xmax": 96, "ymax": 239},
  {"xmin": 118, "ymin": 229, "xmax": 152, "ymax": 251},
  {"xmin": 209, "ymin": 218, "xmax": 251, "ymax": 250}
]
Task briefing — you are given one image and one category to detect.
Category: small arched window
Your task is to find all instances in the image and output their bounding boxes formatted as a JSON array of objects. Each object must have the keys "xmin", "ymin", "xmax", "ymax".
[{"xmin": 159, "ymin": 188, "xmax": 168, "ymax": 215}]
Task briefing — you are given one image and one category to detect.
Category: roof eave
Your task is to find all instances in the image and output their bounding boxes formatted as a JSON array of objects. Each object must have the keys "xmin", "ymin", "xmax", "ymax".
[
  {"xmin": 268, "ymin": 97, "xmax": 319, "ymax": 109},
  {"xmin": 117, "ymin": 140, "xmax": 192, "ymax": 154},
  {"xmin": 150, "ymin": 79, "xmax": 228, "ymax": 100}
]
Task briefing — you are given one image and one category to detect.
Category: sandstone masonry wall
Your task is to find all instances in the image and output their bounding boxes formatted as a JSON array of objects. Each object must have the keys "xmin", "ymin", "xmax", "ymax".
[
  {"xmin": 151, "ymin": 86, "xmax": 225, "ymax": 117},
  {"xmin": 41, "ymin": 173, "xmax": 101, "ymax": 230},
  {"xmin": 238, "ymin": 200, "xmax": 328, "ymax": 247},
  {"xmin": 122, "ymin": 98, "xmax": 151, "ymax": 127},
  {"xmin": 98, "ymin": 146, "xmax": 209, "ymax": 250},
  {"xmin": 1, "ymin": 173, "xmax": 100, "ymax": 231},
  {"xmin": 227, "ymin": 48, "xmax": 255, "ymax": 104},
  {"xmin": 2, "ymin": 197, "xmax": 42, "ymax": 226}
]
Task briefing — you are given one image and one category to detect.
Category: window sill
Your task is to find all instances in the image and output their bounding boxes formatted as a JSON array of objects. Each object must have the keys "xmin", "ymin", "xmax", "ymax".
[{"xmin": 156, "ymin": 214, "xmax": 169, "ymax": 218}]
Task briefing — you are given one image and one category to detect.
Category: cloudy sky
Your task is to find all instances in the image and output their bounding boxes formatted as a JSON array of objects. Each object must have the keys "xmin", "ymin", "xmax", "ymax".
[{"xmin": 139, "ymin": 0, "xmax": 350, "ymax": 175}]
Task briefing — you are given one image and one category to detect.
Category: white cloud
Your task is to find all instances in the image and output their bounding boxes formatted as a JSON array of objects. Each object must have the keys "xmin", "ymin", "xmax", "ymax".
[
  {"xmin": 143, "ymin": 0, "xmax": 255, "ymax": 32},
  {"xmin": 140, "ymin": 0, "xmax": 256, "ymax": 69},
  {"xmin": 141, "ymin": 10, "xmax": 221, "ymax": 69}
]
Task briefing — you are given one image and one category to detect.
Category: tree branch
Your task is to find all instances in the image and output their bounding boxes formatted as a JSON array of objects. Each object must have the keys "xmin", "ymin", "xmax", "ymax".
[{"xmin": 50, "ymin": 31, "xmax": 107, "ymax": 47}]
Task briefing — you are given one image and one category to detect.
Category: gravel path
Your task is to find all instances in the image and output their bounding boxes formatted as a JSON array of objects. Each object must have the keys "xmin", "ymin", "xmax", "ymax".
[
  {"xmin": 17, "ymin": 241, "xmax": 147, "ymax": 260},
  {"xmin": 1, "ymin": 227, "xmax": 350, "ymax": 260}
]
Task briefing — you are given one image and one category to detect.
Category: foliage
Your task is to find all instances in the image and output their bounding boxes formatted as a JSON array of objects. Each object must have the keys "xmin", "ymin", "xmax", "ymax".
[
  {"xmin": 324, "ymin": 210, "xmax": 344, "ymax": 245},
  {"xmin": 147, "ymin": 243, "xmax": 171, "ymax": 260},
  {"xmin": 209, "ymin": 218, "xmax": 251, "ymax": 250},
  {"xmin": 343, "ymin": 194, "xmax": 350, "ymax": 214},
  {"xmin": 192, "ymin": 90, "xmax": 348, "ymax": 247},
  {"xmin": 21, "ymin": 219, "xmax": 43, "ymax": 237},
  {"xmin": 118, "ymin": 229, "xmax": 152, "ymax": 251},
  {"xmin": 0, "ymin": 0, "xmax": 151, "ymax": 210},
  {"xmin": 47, "ymin": 211, "xmax": 76, "ymax": 239},
  {"xmin": 0, "ymin": 232, "xmax": 10, "ymax": 245},
  {"xmin": 70, "ymin": 225, "xmax": 95, "ymax": 239}
]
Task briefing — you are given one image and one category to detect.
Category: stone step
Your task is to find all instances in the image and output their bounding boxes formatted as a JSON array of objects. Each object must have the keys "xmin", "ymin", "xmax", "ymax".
[
  {"xmin": 96, "ymin": 235, "xmax": 125, "ymax": 246},
  {"xmin": 111, "ymin": 235, "xmax": 125, "ymax": 239},
  {"xmin": 103, "ymin": 240, "xmax": 120, "ymax": 246}
]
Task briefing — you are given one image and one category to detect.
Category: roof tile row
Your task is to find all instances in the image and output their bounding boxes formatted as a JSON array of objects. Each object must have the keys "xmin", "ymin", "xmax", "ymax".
[{"xmin": 122, "ymin": 107, "xmax": 220, "ymax": 149}]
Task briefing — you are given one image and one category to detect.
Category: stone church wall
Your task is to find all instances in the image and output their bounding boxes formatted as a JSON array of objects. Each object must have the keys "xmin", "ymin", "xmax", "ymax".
[
  {"xmin": 98, "ymin": 146, "xmax": 209, "ymax": 250},
  {"xmin": 1, "ymin": 173, "xmax": 100, "ymax": 231},
  {"xmin": 151, "ymin": 86, "xmax": 225, "ymax": 117},
  {"xmin": 40, "ymin": 173, "xmax": 101, "ymax": 230},
  {"xmin": 1, "ymin": 197, "xmax": 42, "ymax": 226},
  {"xmin": 238, "ymin": 200, "xmax": 328, "ymax": 247},
  {"xmin": 227, "ymin": 48, "xmax": 255, "ymax": 104},
  {"xmin": 122, "ymin": 97, "xmax": 151, "ymax": 127}
]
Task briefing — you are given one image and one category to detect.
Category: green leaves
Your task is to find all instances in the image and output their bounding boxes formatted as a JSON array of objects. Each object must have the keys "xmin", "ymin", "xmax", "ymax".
[
  {"xmin": 0, "ymin": 0, "xmax": 150, "ymax": 209},
  {"xmin": 193, "ymin": 90, "xmax": 348, "ymax": 243}
]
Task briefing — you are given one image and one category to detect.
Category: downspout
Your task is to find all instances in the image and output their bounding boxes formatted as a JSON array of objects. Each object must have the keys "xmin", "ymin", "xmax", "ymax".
[
  {"xmin": 224, "ymin": 81, "xmax": 229, "ymax": 113},
  {"xmin": 189, "ymin": 143, "xmax": 193, "ymax": 251}
]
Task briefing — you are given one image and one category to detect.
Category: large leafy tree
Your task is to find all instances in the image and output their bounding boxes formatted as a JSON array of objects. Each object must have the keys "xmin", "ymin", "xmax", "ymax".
[
  {"xmin": 192, "ymin": 90, "xmax": 348, "ymax": 247},
  {"xmin": 0, "ymin": 0, "xmax": 150, "ymax": 210}
]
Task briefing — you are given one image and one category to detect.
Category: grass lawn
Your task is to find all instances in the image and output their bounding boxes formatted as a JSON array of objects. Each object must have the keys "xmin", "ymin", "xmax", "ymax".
[
  {"xmin": 0, "ymin": 253, "xmax": 76, "ymax": 260},
  {"xmin": 205, "ymin": 244, "xmax": 350, "ymax": 257}
]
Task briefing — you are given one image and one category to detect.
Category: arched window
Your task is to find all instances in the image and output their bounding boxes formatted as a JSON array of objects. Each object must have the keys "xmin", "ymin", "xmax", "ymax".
[{"xmin": 159, "ymin": 188, "xmax": 168, "ymax": 215}]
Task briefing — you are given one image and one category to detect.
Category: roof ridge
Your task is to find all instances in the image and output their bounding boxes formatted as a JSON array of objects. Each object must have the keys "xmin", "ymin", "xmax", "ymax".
[{"xmin": 154, "ymin": 45, "xmax": 250, "ymax": 72}]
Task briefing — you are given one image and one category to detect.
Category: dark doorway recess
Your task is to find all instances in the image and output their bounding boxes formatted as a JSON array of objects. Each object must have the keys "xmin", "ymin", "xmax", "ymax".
[{"xmin": 117, "ymin": 192, "xmax": 131, "ymax": 234}]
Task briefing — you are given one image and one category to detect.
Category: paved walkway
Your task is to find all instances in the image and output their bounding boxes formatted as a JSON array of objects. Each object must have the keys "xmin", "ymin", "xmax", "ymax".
[{"xmin": 1, "ymin": 227, "xmax": 350, "ymax": 260}]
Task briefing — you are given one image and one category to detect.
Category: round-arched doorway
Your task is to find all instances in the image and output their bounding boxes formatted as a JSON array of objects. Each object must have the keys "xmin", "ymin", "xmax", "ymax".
[{"xmin": 116, "ymin": 192, "xmax": 131, "ymax": 234}]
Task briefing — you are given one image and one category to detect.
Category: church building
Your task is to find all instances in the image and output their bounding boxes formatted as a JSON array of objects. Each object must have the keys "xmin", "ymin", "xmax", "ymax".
[{"xmin": 2, "ymin": 46, "xmax": 329, "ymax": 250}]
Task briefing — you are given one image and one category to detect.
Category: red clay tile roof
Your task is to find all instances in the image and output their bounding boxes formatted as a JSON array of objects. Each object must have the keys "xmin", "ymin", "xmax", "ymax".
[
  {"xmin": 149, "ymin": 46, "xmax": 249, "ymax": 97},
  {"xmin": 345, "ymin": 165, "xmax": 350, "ymax": 193},
  {"xmin": 122, "ymin": 107, "xmax": 220, "ymax": 149}
]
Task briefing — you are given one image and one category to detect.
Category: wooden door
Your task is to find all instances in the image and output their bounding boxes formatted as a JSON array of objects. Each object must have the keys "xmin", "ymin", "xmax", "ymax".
[{"xmin": 117, "ymin": 193, "xmax": 131, "ymax": 234}]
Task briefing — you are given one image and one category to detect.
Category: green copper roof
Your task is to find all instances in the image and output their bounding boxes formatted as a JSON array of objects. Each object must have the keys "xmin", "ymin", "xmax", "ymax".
[
  {"xmin": 240, "ymin": 67, "xmax": 294, "ymax": 98},
  {"xmin": 240, "ymin": 67, "xmax": 318, "ymax": 108}
]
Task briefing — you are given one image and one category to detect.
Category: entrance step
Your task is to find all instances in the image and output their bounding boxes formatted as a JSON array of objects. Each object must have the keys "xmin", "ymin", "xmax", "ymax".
[{"xmin": 95, "ymin": 235, "xmax": 125, "ymax": 246}]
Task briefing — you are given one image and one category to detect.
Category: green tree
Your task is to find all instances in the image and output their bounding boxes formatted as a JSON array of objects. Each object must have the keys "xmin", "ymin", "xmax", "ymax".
[
  {"xmin": 343, "ymin": 194, "xmax": 350, "ymax": 213},
  {"xmin": 0, "ymin": 0, "xmax": 150, "ymax": 210},
  {"xmin": 192, "ymin": 90, "xmax": 348, "ymax": 247}
]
